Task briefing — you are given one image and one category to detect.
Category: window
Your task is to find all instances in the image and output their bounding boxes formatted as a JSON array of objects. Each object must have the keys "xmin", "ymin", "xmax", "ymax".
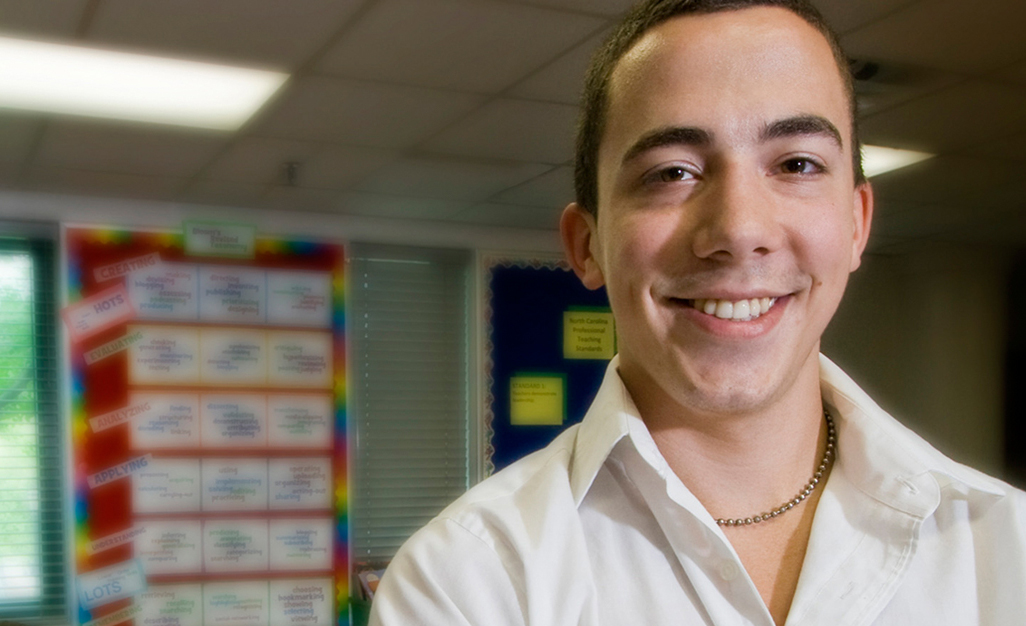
[
  {"xmin": 349, "ymin": 244, "xmax": 473, "ymax": 566},
  {"xmin": 0, "ymin": 233, "xmax": 65, "ymax": 623}
]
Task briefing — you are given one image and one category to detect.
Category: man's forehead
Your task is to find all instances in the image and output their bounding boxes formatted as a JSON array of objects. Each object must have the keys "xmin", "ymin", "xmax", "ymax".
[
  {"xmin": 603, "ymin": 7, "xmax": 851, "ymax": 149},
  {"xmin": 614, "ymin": 7, "xmax": 837, "ymax": 76}
]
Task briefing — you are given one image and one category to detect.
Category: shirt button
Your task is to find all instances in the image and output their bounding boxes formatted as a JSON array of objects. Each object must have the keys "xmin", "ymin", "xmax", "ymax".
[{"xmin": 719, "ymin": 560, "xmax": 740, "ymax": 582}]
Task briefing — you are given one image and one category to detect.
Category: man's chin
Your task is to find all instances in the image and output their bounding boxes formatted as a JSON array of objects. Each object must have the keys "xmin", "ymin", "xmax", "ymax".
[{"xmin": 663, "ymin": 363, "xmax": 793, "ymax": 417}]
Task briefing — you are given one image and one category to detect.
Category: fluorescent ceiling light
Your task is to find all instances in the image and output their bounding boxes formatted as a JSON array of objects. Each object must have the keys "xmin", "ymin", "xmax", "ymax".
[
  {"xmin": 0, "ymin": 35, "xmax": 288, "ymax": 130},
  {"xmin": 862, "ymin": 145, "xmax": 934, "ymax": 178}
]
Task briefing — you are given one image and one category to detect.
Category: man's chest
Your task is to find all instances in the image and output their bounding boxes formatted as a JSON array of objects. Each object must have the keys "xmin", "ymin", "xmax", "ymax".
[{"xmin": 566, "ymin": 464, "xmax": 1017, "ymax": 626}]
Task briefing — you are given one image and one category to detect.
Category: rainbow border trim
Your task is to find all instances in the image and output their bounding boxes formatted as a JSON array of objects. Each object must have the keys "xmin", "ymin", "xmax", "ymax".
[{"xmin": 66, "ymin": 228, "xmax": 349, "ymax": 625}]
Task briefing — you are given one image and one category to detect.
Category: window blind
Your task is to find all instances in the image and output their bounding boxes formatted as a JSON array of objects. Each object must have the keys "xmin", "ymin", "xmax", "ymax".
[
  {"xmin": 0, "ymin": 236, "xmax": 65, "ymax": 623},
  {"xmin": 349, "ymin": 245, "xmax": 471, "ymax": 564}
]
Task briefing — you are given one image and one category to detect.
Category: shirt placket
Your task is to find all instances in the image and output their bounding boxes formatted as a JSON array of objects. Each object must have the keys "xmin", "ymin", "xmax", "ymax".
[{"xmin": 623, "ymin": 445, "xmax": 776, "ymax": 626}]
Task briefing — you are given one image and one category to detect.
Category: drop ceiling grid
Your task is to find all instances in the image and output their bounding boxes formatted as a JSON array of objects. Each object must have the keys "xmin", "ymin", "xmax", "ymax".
[
  {"xmin": 178, "ymin": 0, "xmax": 617, "ymax": 219},
  {"xmin": 812, "ymin": 0, "xmax": 924, "ymax": 35},
  {"xmin": 25, "ymin": 166, "xmax": 189, "ymax": 201},
  {"xmin": 509, "ymin": 26, "xmax": 613, "ymax": 105},
  {"xmin": 313, "ymin": 0, "xmax": 608, "ymax": 94},
  {"xmin": 859, "ymin": 80, "xmax": 1026, "ymax": 154},
  {"xmin": 353, "ymin": 158, "xmax": 552, "ymax": 203},
  {"xmin": 33, "ymin": 121, "xmax": 230, "ymax": 179},
  {"xmin": 490, "ymin": 0, "xmax": 635, "ymax": 18},
  {"xmin": 0, "ymin": 0, "xmax": 92, "ymax": 39},
  {"xmin": 423, "ymin": 98, "xmax": 580, "ymax": 164},
  {"xmin": 488, "ymin": 164, "xmax": 574, "ymax": 209},
  {"xmin": 0, "ymin": 116, "xmax": 43, "ymax": 165},
  {"xmin": 840, "ymin": 0, "xmax": 1026, "ymax": 76},
  {"xmin": 0, "ymin": 0, "xmax": 1021, "ymax": 239},
  {"xmin": 83, "ymin": 0, "xmax": 372, "ymax": 67}
]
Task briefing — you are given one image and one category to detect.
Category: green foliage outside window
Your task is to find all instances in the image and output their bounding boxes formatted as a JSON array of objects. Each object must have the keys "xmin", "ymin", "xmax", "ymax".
[
  {"xmin": 0, "ymin": 238, "xmax": 65, "ymax": 621},
  {"xmin": 0, "ymin": 252, "xmax": 43, "ymax": 602}
]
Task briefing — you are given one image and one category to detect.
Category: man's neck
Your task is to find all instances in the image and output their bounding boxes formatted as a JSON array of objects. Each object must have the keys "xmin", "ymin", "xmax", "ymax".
[
  {"xmin": 623, "ymin": 356, "xmax": 828, "ymax": 527},
  {"xmin": 621, "ymin": 356, "xmax": 830, "ymax": 626}
]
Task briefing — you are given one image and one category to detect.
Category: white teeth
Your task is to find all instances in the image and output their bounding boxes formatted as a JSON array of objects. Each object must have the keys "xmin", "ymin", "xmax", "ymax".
[
  {"xmin": 731, "ymin": 300, "xmax": 750, "ymax": 320},
  {"xmin": 691, "ymin": 297, "xmax": 777, "ymax": 321}
]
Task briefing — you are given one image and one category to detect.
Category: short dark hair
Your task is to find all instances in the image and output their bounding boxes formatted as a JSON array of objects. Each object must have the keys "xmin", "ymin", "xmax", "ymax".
[{"xmin": 573, "ymin": 0, "xmax": 865, "ymax": 215}]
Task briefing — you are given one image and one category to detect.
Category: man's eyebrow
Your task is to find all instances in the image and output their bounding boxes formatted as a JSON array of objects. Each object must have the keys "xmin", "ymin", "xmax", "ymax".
[
  {"xmin": 621, "ymin": 126, "xmax": 712, "ymax": 165},
  {"xmin": 761, "ymin": 115, "xmax": 843, "ymax": 148}
]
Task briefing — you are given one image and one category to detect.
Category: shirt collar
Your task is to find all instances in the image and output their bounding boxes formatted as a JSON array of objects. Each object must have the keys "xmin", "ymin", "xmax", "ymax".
[
  {"xmin": 569, "ymin": 356, "xmax": 631, "ymax": 506},
  {"xmin": 568, "ymin": 354, "xmax": 1006, "ymax": 510},
  {"xmin": 818, "ymin": 353, "xmax": 1006, "ymax": 508}
]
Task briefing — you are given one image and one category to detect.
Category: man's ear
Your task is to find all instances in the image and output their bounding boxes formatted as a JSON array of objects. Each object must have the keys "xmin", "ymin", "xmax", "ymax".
[
  {"xmin": 849, "ymin": 182, "xmax": 874, "ymax": 272},
  {"xmin": 560, "ymin": 203, "xmax": 606, "ymax": 290}
]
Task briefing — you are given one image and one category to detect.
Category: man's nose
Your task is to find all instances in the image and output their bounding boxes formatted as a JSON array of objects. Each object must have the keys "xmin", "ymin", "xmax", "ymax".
[{"xmin": 689, "ymin": 167, "xmax": 784, "ymax": 263}]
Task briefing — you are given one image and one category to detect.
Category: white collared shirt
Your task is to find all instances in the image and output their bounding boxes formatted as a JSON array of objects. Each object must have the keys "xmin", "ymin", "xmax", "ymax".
[{"xmin": 370, "ymin": 355, "xmax": 1026, "ymax": 625}]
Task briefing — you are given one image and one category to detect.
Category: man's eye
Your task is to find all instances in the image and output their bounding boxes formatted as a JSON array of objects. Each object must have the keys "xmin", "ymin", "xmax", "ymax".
[
  {"xmin": 780, "ymin": 158, "xmax": 821, "ymax": 174},
  {"xmin": 652, "ymin": 165, "xmax": 693, "ymax": 183}
]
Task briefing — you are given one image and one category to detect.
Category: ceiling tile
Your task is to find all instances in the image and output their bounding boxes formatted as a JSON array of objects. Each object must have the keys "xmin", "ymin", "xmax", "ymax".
[
  {"xmin": 202, "ymin": 136, "xmax": 397, "ymax": 191},
  {"xmin": 490, "ymin": 165, "xmax": 573, "ymax": 208},
  {"xmin": 494, "ymin": 0, "xmax": 632, "ymax": 17},
  {"xmin": 0, "ymin": 161, "xmax": 22, "ymax": 188},
  {"xmin": 299, "ymin": 146, "xmax": 397, "ymax": 190},
  {"xmin": 510, "ymin": 27, "xmax": 612, "ymax": 105},
  {"xmin": 870, "ymin": 201, "xmax": 998, "ymax": 242},
  {"xmin": 0, "ymin": 114, "xmax": 42, "ymax": 164},
  {"xmin": 262, "ymin": 185, "xmax": 344, "ymax": 212},
  {"xmin": 202, "ymin": 137, "xmax": 321, "ymax": 184},
  {"xmin": 178, "ymin": 179, "xmax": 270, "ymax": 207},
  {"xmin": 24, "ymin": 167, "xmax": 185, "ymax": 200},
  {"xmin": 963, "ymin": 207, "xmax": 1026, "ymax": 245},
  {"xmin": 961, "ymin": 128, "xmax": 1026, "ymax": 162},
  {"xmin": 336, "ymin": 192, "xmax": 468, "ymax": 220},
  {"xmin": 853, "ymin": 64, "xmax": 963, "ymax": 119},
  {"xmin": 811, "ymin": 0, "xmax": 919, "ymax": 34},
  {"xmin": 454, "ymin": 202, "xmax": 561, "ymax": 229},
  {"xmin": 869, "ymin": 155, "xmax": 1024, "ymax": 210},
  {"xmin": 864, "ymin": 235, "xmax": 912, "ymax": 254},
  {"xmin": 87, "ymin": 0, "xmax": 367, "ymax": 68},
  {"xmin": 994, "ymin": 58, "xmax": 1026, "ymax": 86},
  {"xmin": 355, "ymin": 156, "xmax": 549, "ymax": 202},
  {"xmin": 859, "ymin": 80, "xmax": 1026, "ymax": 153},
  {"xmin": 0, "ymin": 0, "xmax": 89, "ymax": 38},
  {"xmin": 34, "ymin": 121, "xmax": 228, "ymax": 178},
  {"xmin": 841, "ymin": 0, "xmax": 1026, "ymax": 75},
  {"xmin": 316, "ymin": 0, "xmax": 604, "ymax": 94},
  {"xmin": 424, "ymin": 98, "xmax": 578, "ymax": 164},
  {"xmin": 254, "ymin": 76, "xmax": 485, "ymax": 148}
]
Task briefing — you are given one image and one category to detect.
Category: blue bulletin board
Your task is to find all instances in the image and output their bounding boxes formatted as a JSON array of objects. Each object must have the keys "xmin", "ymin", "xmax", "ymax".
[{"xmin": 482, "ymin": 255, "xmax": 613, "ymax": 473}]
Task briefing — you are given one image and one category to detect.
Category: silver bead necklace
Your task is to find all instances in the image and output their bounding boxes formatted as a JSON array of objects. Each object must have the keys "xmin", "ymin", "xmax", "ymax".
[{"xmin": 715, "ymin": 409, "xmax": 836, "ymax": 527}]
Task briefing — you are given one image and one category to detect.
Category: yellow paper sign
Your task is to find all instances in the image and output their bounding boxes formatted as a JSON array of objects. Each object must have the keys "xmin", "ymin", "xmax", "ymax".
[
  {"xmin": 510, "ymin": 376, "xmax": 565, "ymax": 426},
  {"xmin": 563, "ymin": 311, "xmax": 615, "ymax": 360}
]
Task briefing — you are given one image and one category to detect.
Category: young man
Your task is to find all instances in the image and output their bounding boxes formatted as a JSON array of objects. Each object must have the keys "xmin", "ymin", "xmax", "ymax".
[{"xmin": 370, "ymin": 1, "xmax": 1026, "ymax": 624}]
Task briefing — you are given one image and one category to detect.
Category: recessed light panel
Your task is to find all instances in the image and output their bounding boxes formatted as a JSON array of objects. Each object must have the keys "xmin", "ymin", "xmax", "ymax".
[
  {"xmin": 862, "ymin": 145, "xmax": 934, "ymax": 178},
  {"xmin": 0, "ymin": 36, "xmax": 288, "ymax": 130}
]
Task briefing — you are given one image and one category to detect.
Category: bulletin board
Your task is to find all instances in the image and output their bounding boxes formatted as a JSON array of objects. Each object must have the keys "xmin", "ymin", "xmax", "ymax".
[
  {"xmin": 482, "ymin": 255, "xmax": 613, "ymax": 473},
  {"xmin": 63, "ymin": 225, "xmax": 349, "ymax": 626}
]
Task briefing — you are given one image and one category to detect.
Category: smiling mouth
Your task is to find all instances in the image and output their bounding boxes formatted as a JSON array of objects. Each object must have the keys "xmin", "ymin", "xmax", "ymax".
[{"xmin": 682, "ymin": 297, "xmax": 779, "ymax": 321}]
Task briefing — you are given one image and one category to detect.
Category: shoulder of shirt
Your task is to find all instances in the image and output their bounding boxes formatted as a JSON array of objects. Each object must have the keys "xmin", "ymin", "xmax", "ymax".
[
  {"xmin": 819, "ymin": 353, "xmax": 1023, "ymax": 505},
  {"xmin": 437, "ymin": 420, "xmax": 582, "ymax": 519},
  {"xmin": 401, "ymin": 361, "xmax": 632, "ymax": 558}
]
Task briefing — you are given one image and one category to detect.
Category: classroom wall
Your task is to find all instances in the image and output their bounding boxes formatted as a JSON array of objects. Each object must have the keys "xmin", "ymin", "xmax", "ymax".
[
  {"xmin": 824, "ymin": 243, "xmax": 1011, "ymax": 477},
  {"xmin": 0, "ymin": 188, "xmax": 1014, "ymax": 478}
]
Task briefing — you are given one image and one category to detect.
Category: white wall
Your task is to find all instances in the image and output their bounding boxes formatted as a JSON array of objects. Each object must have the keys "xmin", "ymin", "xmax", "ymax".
[
  {"xmin": 0, "ymin": 189, "xmax": 564, "ymax": 254},
  {"xmin": 824, "ymin": 243, "xmax": 1011, "ymax": 476}
]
